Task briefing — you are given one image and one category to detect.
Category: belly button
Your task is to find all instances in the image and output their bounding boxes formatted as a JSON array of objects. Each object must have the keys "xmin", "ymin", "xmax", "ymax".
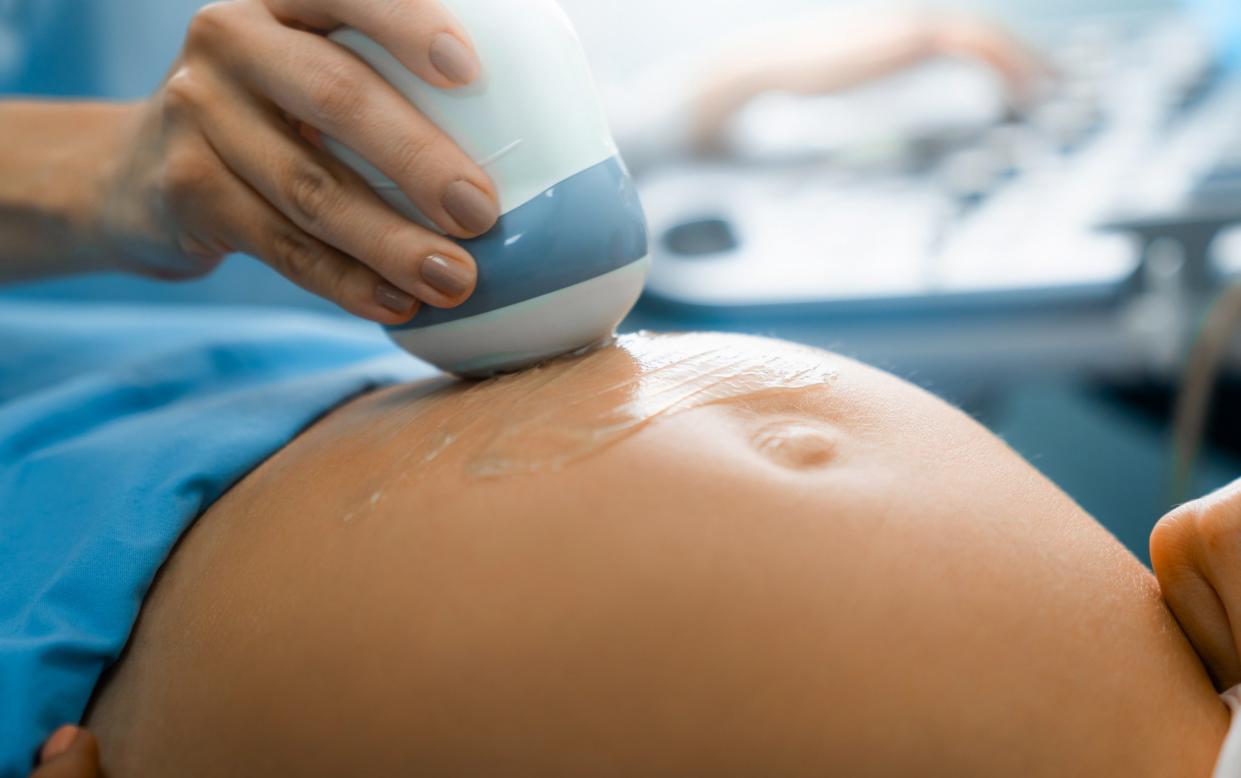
[{"xmin": 751, "ymin": 419, "xmax": 839, "ymax": 471}]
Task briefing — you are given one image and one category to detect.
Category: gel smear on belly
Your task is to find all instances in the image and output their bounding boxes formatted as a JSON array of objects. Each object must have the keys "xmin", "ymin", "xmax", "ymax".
[
  {"xmin": 369, "ymin": 333, "xmax": 841, "ymax": 482},
  {"xmin": 325, "ymin": 0, "xmax": 650, "ymax": 377}
]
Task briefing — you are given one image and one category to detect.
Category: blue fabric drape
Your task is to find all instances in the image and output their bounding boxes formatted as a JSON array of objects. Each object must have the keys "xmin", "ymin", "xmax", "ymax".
[{"xmin": 0, "ymin": 302, "xmax": 430, "ymax": 775}]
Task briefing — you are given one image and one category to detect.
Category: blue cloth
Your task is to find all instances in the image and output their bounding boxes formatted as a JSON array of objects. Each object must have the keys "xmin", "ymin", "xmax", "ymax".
[
  {"xmin": 1190, "ymin": 0, "xmax": 1241, "ymax": 69},
  {"xmin": 0, "ymin": 0, "xmax": 203, "ymax": 100},
  {"xmin": 0, "ymin": 302, "xmax": 430, "ymax": 776}
]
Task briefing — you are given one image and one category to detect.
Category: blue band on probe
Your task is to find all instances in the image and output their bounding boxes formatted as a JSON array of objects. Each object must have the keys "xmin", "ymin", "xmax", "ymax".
[{"xmin": 389, "ymin": 156, "xmax": 649, "ymax": 331}]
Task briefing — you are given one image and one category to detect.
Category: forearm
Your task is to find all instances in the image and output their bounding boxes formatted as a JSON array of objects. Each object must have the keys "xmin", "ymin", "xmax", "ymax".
[{"xmin": 0, "ymin": 101, "xmax": 139, "ymax": 283}]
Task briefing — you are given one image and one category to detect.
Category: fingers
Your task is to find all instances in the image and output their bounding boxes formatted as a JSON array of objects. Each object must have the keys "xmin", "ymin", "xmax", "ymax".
[
  {"xmin": 1152, "ymin": 479, "xmax": 1241, "ymax": 689},
  {"xmin": 165, "ymin": 129, "xmax": 428, "ymax": 324},
  {"xmin": 188, "ymin": 73, "xmax": 477, "ymax": 310},
  {"xmin": 30, "ymin": 726, "xmax": 100, "ymax": 778},
  {"xmin": 245, "ymin": 22, "xmax": 496, "ymax": 238},
  {"xmin": 261, "ymin": 0, "xmax": 481, "ymax": 90},
  {"xmin": 212, "ymin": 167, "xmax": 428, "ymax": 325},
  {"xmin": 186, "ymin": 2, "xmax": 498, "ymax": 240},
  {"xmin": 1151, "ymin": 509, "xmax": 1241, "ymax": 688}
]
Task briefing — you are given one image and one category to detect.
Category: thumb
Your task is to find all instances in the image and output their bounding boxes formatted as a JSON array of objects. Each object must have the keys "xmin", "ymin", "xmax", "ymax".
[
  {"xmin": 29, "ymin": 726, "xmax": 101, "ymax": 778},
  {"xmin": 1152, "ymin": 480, "xmax": 1241, "ymax": 690}
]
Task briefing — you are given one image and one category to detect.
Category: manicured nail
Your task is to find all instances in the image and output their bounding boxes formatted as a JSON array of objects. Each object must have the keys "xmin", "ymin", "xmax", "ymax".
[
  {"xmin": 40, "ymin": 725, "xmax": 80, "ymax": 762},
  {"xmin": 441, "ymin": 180, "xmax": 499, "ymax": 235},
  {"xmin": 374, "ymin": 281, "xmax": 417, "ymax": 315},
  {"xmin": 429, "ymin": 33, "xmax": 481, "ymax": 86},
  {"xmin": 421, "ymin": 254, "xmax": 475, "ymax": 299}
]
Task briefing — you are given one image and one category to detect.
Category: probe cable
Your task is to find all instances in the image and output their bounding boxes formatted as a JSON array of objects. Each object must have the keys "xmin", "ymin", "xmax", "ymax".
[{"xmin": 1171, "ymin": 280, "xmax": 1241, "ymax": 502}]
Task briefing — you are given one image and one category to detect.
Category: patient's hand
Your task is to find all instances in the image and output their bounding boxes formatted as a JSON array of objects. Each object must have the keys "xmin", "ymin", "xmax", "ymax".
[
  {"xmin": 1152, "ymin": 479, "xmax": 1241, "ymax": 689},
  {"xmin": 27, "ymin": 726, "xmax": 99, "ymax": 778},
  {"xmin": 98, "ymin": 0, "xmax": 493, "ymax": 322}
]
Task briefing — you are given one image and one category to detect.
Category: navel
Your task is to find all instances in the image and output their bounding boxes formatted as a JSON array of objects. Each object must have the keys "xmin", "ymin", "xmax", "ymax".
[{"xmin": 751, "ymin": 419, "xmax": 839, "ymax": 472}]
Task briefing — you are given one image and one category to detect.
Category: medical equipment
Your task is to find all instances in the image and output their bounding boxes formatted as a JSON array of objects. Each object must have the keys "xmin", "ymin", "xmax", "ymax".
[
  {"xmin": 326, "ymin": 0, "xmax": 650, "ymax": 377},
  {"xmin": 639, "ymin": 15, "xmax": 1240, "ymax": 316}
]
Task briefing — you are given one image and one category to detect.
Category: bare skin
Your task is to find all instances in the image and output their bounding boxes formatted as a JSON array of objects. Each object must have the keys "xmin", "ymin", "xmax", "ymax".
[
  {"xmin": 1154, "ymin": 478, "xmax": 1241, "ymax": 690},
  {"xmin": 27, "ymin": 727, "xmax": 100, "ymax": 778},
  {"xmin": 0, "ymin": 0, "xmax": 497, "ymax": 322},
  {"xmin": 82, "ymin": 333, "xmax": 1228, "ymax": 776}
]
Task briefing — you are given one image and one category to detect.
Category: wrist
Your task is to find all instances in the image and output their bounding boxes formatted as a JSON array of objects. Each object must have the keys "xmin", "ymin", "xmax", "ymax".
[
  {"xmin": 69, "ymin": 102, "xmax": 149, "ymax": 276},
  {"xmin": 0, "ymin": 101, "xmax": 144, "ymax": 281}
]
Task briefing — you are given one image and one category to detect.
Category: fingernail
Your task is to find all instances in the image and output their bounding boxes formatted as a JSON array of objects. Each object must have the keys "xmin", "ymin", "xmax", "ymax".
[
  {"xmin": 40, "ymin": 725, "xmax": 80, "ymax": 762},
  {"xmin": 421, "ymin": 254, "xmax": 475, "ymax": 299},
  {"xmin": 374, "ymin": 281, "xmax": 417, "ymax": 315},
  {"xmin": 441, "ymin": 180, "xmax": 499, "ymax": 235},
  {"xmin": 429, "ymin": 33, "xmax": 481, "ymax": 87}
]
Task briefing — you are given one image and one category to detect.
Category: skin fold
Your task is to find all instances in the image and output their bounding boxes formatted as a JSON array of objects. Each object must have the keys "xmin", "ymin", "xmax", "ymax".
[{"xmin": 84, "ymin": 333, "xmax": 1228, "ymax": 776}]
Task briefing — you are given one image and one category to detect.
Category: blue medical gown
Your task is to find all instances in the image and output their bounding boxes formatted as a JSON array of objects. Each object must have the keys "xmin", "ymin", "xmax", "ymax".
[{"xmin": 0, "ymin": 303, "xmax": 429, "ymax": 775}]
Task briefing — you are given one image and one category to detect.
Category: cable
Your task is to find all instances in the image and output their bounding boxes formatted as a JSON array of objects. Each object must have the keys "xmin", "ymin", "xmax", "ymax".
[{"xmin": 1171, "ymin": 281, "xmax": 1241, "ymax": 503}]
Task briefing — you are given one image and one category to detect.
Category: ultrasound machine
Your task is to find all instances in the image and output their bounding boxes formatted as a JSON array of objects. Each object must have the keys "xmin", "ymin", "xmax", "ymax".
[{"xmin": 626, "ymin": 10, "xmax": 1241, "ymax": 404}]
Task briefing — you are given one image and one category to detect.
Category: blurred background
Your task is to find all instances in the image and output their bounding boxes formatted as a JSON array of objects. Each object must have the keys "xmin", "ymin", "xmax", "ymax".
[{"xmin": 2, "ymin": 0, "xmax": 1239, "ymax": 561}]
